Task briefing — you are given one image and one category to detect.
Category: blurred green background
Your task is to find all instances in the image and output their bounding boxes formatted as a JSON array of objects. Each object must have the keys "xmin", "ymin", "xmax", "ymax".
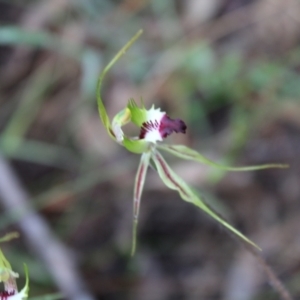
[{"xmin": 0, "ymin": 0, "xmax": 300, "ymax": 299}]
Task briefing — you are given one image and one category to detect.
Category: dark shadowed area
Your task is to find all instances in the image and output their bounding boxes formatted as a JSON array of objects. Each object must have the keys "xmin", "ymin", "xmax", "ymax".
[{"xmin": 0, "ymin": 0, "xmax": 300, "ymax": 299}]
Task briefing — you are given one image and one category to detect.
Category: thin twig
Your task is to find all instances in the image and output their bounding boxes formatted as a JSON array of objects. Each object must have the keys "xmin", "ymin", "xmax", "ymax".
[
  {"xmin": 201, "ymin": 197, "xmax": 293, "ymax": 300},
  {"xmin": 0, "ymin": 155, "xmax": 95, "ymax": 300},
  {"xmin": 243, "ymin": 243, "xmax": 293, "ymax": 300}
]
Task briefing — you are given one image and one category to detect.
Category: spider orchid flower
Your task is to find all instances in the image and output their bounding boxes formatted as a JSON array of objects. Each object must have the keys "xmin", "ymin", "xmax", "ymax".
[
  {"xmin": 96, "ymin": 30, "xmax": 288, "ymax": 255},
  {"xmin": 0, "ymin": 234, "xmax": 29, "ymax": 300}
]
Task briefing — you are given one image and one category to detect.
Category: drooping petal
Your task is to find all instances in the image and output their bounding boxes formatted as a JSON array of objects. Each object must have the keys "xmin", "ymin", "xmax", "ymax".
[
  {"xmin": 151, "ymin": 149, "xmax": 260, "ymax": 250},
  {"xmin": 131, "ymin": 152, "xmax": 151, "ymax": 256},
  {"xmin": 158, "ymin": 144, "xmax": 289, "ymax": 171}
]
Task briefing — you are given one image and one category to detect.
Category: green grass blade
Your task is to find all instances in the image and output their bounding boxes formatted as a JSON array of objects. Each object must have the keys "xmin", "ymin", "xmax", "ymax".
[
  {"xmin": 158, "ymin": 144, "xmax": 289, "ymax": 171},
  {"xmin": 0, "ymin": 26, "xmax": 80, "ymax": 59},
  {"xmin": 152, "ymin": 149, "xmax": 260, "ymax": 250},
  {"xmin": 1, "ymin": 63, "xmax": 57, "ymax": 154},
  {"xmin": 0, "ymin": 232, "xmax": 19, "ymax": 243}
]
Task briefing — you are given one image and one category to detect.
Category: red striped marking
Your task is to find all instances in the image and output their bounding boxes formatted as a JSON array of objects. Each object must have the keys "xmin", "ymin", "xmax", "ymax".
[
  {"xmin": 134, "ymin": 164, "xmax": 145, "ymax": 215},
  {"xmin": 155, "ymin": 153, "xmax": 189, "ymax": 197}
]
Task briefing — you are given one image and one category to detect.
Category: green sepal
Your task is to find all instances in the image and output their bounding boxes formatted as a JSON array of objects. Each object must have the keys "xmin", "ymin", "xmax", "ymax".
[
  {"xmin": 96, "ymin": 30, "xmax": 143, "ymax": 141},
  {"xmin": 151, "ymin": 149, "xmax": 260, "ymax": 250},
  {"xmin": 127, "ymin": 99, "xmax": 147, "ymax": 127},
  {"xmin": 97, "ymin": 94, "xmax": 115, "ymax": 141},
  {"xmin": 123, "ymin": 137, "xmax": 150, "ymax": 154},
  {"xmin": 158, "ymin": 144, "xmax": 289, "ymax": 171}
]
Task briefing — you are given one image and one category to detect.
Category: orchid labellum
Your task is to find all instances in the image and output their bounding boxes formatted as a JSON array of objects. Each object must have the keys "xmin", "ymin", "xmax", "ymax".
[{"xmin": 96, "ymin": 30, "xmax": 288, "ymax": 255}]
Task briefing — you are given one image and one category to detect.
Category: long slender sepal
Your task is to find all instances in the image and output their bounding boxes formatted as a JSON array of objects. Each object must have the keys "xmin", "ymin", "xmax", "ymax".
[
  {"xmin": 158, "ymin": 144, "xmax": 289, "ymax": 171},
  {"xmin": 96, "ymin": 30, "xmax": 143, "ymax": 140},
  {"xmin": 131, "ymin": 151, "xmax": 151, "ymax": 256},
  {"xmin": 152, "ymin": 149, "xmax": 260, "ymax": 250}
]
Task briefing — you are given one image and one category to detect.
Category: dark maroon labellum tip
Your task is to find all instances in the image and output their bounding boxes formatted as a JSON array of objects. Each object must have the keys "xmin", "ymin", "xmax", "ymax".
[{"xmin": 159, "ymin": 115, "xmax": 187, "ymax": 138}]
